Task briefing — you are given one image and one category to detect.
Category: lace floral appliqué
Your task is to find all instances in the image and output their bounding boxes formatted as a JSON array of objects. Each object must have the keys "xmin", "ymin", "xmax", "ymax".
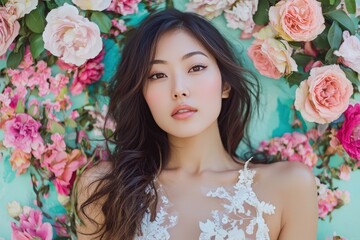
[{"xmin": 199, "ymin": 161, "xmax": 276, "ymax": 240}]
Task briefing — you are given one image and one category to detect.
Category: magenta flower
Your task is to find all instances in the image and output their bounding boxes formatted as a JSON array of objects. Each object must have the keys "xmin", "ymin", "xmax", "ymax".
[
  {"xmin": 11, "ymin": 206, "xmax": 53, "ymax": 240},
  {"xmin": 107, "ymin": 0, "xmax": 141, "ymax": 15},
  {"xmin": 337, "ymin": 103, "xmax": 360, "ymax": 161},
  {"xmin": 3, "ymin": 113, "xmax": 43, "ymax": 153}
]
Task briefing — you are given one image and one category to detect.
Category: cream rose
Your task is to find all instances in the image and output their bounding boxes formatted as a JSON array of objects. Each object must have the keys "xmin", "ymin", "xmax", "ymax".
[
  {"xmin": 269, "ymin": 0, "xmax": 325, "ymax": 41},
  {"xmin": 42, "ymin": 4, "xmax": 102, "ymax": 66},
  {"xmin": 5, "ymin": 0, "xmax": 38, "ymax": 19},
  {"xmin": 72, "ymin": 0, "xmax": 111, "ymax": 11},
  {"xmin": 224, "ymin": 0, "xmax": 258, "ymax": 33},
  {"xmin": 247, "ymin": 38, "xmax": 297, "ymax": 79},
  {"xmin": 0, "ymin": 7, "xmax": 20, "ymax": 56},
  {"xmin": 7, "ymin": 201, "xmax": 22, "ymax": 218},
  {"xmin": 334, "ymin": 31, "xmax": 360, "ymax": 74},
  {"xmin": 294, "ymin": 65, "xmax": 353, "ymax": 124}
]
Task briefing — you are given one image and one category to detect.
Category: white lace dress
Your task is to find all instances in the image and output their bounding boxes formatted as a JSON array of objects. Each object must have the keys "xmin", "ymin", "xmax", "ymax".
[{"xmin": 136, "ymin": 159, "xmax": 276, "ymax": 240}]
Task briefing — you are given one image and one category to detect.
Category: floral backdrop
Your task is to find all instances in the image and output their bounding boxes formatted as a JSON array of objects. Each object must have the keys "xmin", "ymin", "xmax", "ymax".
[{"xmin": 0, "ymin": 0, "xmax": 359, "ymax": 239}]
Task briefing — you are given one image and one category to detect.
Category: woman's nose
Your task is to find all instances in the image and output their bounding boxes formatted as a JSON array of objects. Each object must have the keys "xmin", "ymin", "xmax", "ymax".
[{"xmin": 172, "ymin": 87, "xmax": 189, "ymax": 99}]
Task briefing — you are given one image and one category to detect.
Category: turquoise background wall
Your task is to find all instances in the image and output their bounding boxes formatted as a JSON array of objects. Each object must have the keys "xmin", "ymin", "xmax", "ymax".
[{"xmin": 0, "ymin": 0, "xmax": 359, "ymax": 239}]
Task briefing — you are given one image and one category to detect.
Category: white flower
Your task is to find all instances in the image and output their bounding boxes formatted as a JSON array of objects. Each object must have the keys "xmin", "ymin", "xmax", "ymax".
[
  {"xmin": 58, "ymin": 194, "xmax": 70, "ymax": 205},
  {"xmin": 6, "ymin": 0, "xmax": 38, "ymax": 19},
  {"xmin": 7, "ymin": 201, "xmax": 22, "ymax": 218},
  {"xmin": 42, "ymin": 4, "xmax": 102, "ymax": 66},
  {"xmin": 224, "ymin": 0, "xmax": 258, "ymax": 33},
  {"xmin": 72, "ymin": 0, "xmax": 111, "ymax": 11}
]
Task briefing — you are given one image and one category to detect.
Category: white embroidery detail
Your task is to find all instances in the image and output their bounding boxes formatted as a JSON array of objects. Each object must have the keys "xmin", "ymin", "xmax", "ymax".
[
  {"xmin": 137, "ymin": 158, "xmax": 276, "ymax": 240},
  {"xmin": 199, "ymin": 159, "xmax": 276, "ymax": 240}
]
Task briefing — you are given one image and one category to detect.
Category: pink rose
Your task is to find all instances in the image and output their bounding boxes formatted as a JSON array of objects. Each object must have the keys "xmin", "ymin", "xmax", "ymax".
[
  {"xmin": 294, "ymin": 65, "xmax": 353, "ymax": 124},
  {"xmin": 334, "ymin": 31, "xmax": 360, "ymax": 74},
  {"xmin": 337, "ymin": 103, "xmax": 360, "ymax": 161},
  {"xmin": 42, "ymin": 4, "xmax": 102, "ymax": 66},
  {"xmin": 9, "ymin": 149, "xmax": 31, "ymax": 175},
  {"xmin": 269, "ymin": 0, "xmax": 325, "ymax": 41},
  {"xmin": 72, "ymin": 0, "xmax": 111, "ymax": 11},
  {"xmin": 248, "ymin": 38, "xmax": 297, "ymax": 79},
  {"xmin": 338, "ymin": 164, "xmax": 351, "ymax": 180},
  {"xmin": 11, "ymin": 206, "xmax": 53, "ymax": 240},
  {"xmin": 3, "ymin": 113, "xmax": 43, "ymax": 153},
  {"xmin": 0, "ymin": 7, "xmax": 20, "ymax": 56},
  {"xmin": 107, "ymin": 0, "xmax": 141, "ymax": 16}
]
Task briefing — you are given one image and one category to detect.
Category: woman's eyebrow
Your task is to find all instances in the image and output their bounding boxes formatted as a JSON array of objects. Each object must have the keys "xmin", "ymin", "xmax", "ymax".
[{"xmin": 150, "ymin": 51, "xmax": 209, "ymax": 65}]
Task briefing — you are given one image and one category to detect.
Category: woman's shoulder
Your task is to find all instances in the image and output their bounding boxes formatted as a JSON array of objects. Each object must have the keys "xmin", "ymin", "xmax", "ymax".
[{"xmin": 77, "ymin": 160, "xmax": 113, "ymax": 189}]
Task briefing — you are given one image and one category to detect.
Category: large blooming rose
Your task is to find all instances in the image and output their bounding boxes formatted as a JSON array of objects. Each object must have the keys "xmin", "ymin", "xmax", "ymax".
[
  {"xmin": 269, "ymin": 0, "xmax": 325, "ymax": 41},
  {"xmin": 224, "ymin": 0, "xmax": 258, "ymax": 34},
  {"xmin": 5, "ymin": 0, "xmax": 38, "ymax": 18},
  {"xmin": 3, "ymin": 113, "xmax": 43, "ymax": 153},
  {"xmin": 248, "ymin": 38, "xmax": 297, "ymax": 79},
  {"xmin": 42, "ymin": 4, "xmax": 102, "ymax": 66},
  {"xmin": 294, "ymin": 65, "xmax": 353, "ymax": 124},
  {"xmin": 0, "ymin": 7, "xmax": 20, "ymax": 56},
  {"xmin": 337, "ymin": 104, "xmax": 360, "ymax": 161},
  {"xmin": 72, "ymin": 0, "xmax": 111, "ymax": 11},
  {"xmin": 334, "ymin": 31, "xmax": 360, "ymax": 74}
]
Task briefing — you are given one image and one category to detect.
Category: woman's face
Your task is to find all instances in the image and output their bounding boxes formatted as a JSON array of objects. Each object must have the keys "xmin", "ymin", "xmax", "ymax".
[{"xmin": 143, "ymin": 29, "xmax": 228, "ymax": 138}]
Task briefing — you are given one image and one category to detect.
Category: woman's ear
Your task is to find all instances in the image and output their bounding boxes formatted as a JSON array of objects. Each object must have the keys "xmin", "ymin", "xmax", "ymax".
[{"xmin": 222, "ymin": 83, "xmax": 231, "ymax": 98}]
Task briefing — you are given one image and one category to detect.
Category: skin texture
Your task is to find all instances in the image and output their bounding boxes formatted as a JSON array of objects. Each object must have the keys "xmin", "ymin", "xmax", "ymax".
[{"xmin": 76, "ymin": 29, "xmax": 318, "ymax": 239}]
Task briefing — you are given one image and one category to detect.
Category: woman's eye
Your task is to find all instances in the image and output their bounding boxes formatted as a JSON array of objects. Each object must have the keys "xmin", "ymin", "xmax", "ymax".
[
  {"xmin": 189, "ymin": 65, "xmax": 207, "ymax": 73},
  {"xmin": 148, "ymin": 73, "xmax": 167, "ymax": 80}
]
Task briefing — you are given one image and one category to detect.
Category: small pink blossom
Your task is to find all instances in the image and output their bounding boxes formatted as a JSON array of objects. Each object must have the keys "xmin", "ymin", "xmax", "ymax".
[
  {"xmin": 334, "ymin": 31, "xmax": 360, "ymax": 73},
  {"xmin": 3, "ymin": 113, "xmax": 43, "ymax": 153},
  {"xmin": 338, "ymin": 165, "xmax": 351, "ymax": 180},
  {"xmin": 110, "ymin": 19, "xmax": 127, "ymax": 36},
  {"xmin": 70, "ymin": 110, "xmax": 79, "ymax": 120},
  {"xmin": 49, "ymin": 73, "xmax": 69, "ymax": 96},
  {"xmin": 107, "ymin": 0, "xmax": 141, "ymax": 16},
  {"xmin": 11, "ymin": 206, "xmax": 53, "ymax": 240},
  {"xmin": 54, "ymin": 215, "xmax": 70, "ymax": 237}
]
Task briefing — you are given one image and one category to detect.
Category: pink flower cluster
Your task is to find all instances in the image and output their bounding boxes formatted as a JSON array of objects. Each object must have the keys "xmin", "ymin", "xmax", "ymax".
[
  {"xmin": 57, "ymin": 50, "xmax": 105, "ymax": 95},
  {"xmin": 11, "ymin": 206, "xmax": 53, "ymax": 240},
  {"xmin": 316, "ymin": 178, "xmax": 350, "ymax": 218},
  {"xmin": 258, "ymin": 132, "xmax": 318, "ymax": 168},
  {"xmin": 110, "ymin": 19, "xmax": 127, "ymax": 36},
  {"xmin": 337, "ymin": 103, "xmax": 360, "ymax": 161},
  {"xmin": 107, "ymin": 0, "xmax": 141, "ymax": 15},
  {"xmin": 6, "ymin": 47, "xmax": 69, "ymax": 97},
  {"xmin": 40, "ymin": 134, "xmax": 87, "ymax": 196}
]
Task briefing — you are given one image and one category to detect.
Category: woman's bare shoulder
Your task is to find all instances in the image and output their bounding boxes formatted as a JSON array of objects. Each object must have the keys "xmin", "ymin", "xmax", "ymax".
[{"xmin": 77, "ymin": 161, "xmax": 113, "ymax": 190}]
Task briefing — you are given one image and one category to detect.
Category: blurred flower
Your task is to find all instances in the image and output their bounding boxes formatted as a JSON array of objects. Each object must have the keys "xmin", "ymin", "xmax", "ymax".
[
  {"xmin": 269, "ymin": 0, "xmax": 325, "ymax": 41},
  {"xmin": 11, "ymin": 206, "xmax": 53, "ymax": 240},
  {"xmin": 5, "ymin": 0, "xmax": 38, "ymax": 19},
  {"xmin": 72, "ymin": 0, "xmax": 111, "ymax": 11},
  {"xmin": 107, "ymin": 0, "xmax": 141, "ymax": 16},
  {"xmin": 3, "ymin": 113, "xmax": 43, "ymax": 153},
  {"xmin": 42, "ymin": 4, "xmax": 102, "ymax": 66},
  {"xmin": 0, "ymin": 6, "xmax": 20, "ymax": 56},
  {"xmin": 294, "ymin": 65, "xmax": 353, "ymax": 124},
  {"xmin": 9, "ymin": 149, "xmax": 31, "ymax": 175},
  {"xmin": 224, "ymin": 0, "xmax": 258, "ymax": 34},
  {"xmin": 337, "ymin": 104, "xmax": 360, "ymax": 161},
  {"xmin": 334, "ymin": 31, "xmax": 360, "ymax": 74},
  {"xmin": 54, "ymin": 215, "xmax": 70, "ymax": 237},
  {"xmin": 186, "ymin": 0, "xmax": 235, "ymax": 19},
  {"xmin": 7, "ymin": 201, "xmax": 22, "ymax": 218}
]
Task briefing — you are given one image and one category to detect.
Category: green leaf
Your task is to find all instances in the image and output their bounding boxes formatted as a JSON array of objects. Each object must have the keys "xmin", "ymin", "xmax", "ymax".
[
  {"xmin": 15, "ymin": 100, "xmax": 25, "ymax": 113},
  {"xmin": 90, "ymin": 12, "xmax": 112, "ymax": 34},
  {"xmin": 29, "ymin": 34, "xmax": 45, "ymax": 59},
  {"xmin": 7, "ymin": 46, "xmax": 25, "ymax": 69},
  {"xmin": 48, "ymin": 120, "xmax": 66, "ymax": 134},
  {"xmin": 0, "ymin": 0, "xmax": 8, "ymax": 5},
  {"xmin": 320, "ymin": 0, "xmax": 341, "ymax": 13},
  {"xmin": 25, "ymin": 8, "xmax": 45, "ymax": 33},
  {"xmin": 313, "ymin": 27, "xmax": 330, "ymax": 49},
  {"xmin": 54, "ymin": 0, "xmax": 73, "ymax": 6},
  {"xmin": 327, "ymin": 21, "xmax": 342, "ymax": 49},
  {"xmin": 253, "ymin": 0, "xmax": 270, "ymax": 25},
  {"xmin": 326, "ymin": 10, "xmax": 356, "ymax": 34},
  {"xmin": 292, "ymin": 53, "xmax": 313, "ymax": 67},
  {"xmin": 345, "ymin": 0, "xmax": 356, "ymax": 14},
  {"xmin": 325, "ymin": 48, "xmax": 338, "ymax": 64},
  {"xmin": 46, "ymin": 0, "xmax": 58, "ymax": 10},
  {"xmin": 341, "ymin": 67, "xmax": 359, "ymax": 85},
  {"xmin": 65, "ymin": 118, "xmax": 77, "ymax": 128},
  {"xmin": 286, "ymin": 72, "xmax": 309, "ymax": 87}
]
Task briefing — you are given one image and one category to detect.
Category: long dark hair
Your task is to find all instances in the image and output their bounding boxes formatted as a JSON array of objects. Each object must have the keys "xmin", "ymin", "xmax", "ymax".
[{"xmin": 78, "ymin": 8, "xmax": 260, "ymax": 240}]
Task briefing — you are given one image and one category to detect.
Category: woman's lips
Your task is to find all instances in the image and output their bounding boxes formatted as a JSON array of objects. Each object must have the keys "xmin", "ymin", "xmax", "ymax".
[{"xmin": 171, "ymin": 104, "xmax": 198, "ymax": 120}]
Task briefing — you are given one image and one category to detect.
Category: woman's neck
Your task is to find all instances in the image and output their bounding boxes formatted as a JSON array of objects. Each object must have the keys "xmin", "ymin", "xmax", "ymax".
[{"xmin": 166, "ymin": 121, "xmax": 239, "ymax": 174}]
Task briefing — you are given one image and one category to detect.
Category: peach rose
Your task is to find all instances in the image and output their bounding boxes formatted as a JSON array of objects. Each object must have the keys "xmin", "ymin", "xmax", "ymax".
[
  {"xmin": 72, "ymin": 0, "xmax": 111, "ymax": 11},
  {"xmin": 334, "ymin": 31, "xmax": 360, "ymax": 74},
  {"xmin": 9, "ymin": 149, "xmax": 31, "ymax": 175},
  {"xmin": 5, "ymin": 0, "xmax": 38, "ymax": 19},
  {"xmin": 269, "ymin": 0, "xmax": 325, "ymax": 41},
  {"xmin": 0, "ymin": 7, "xmax": 20, "ymax": 56},
  {"xmin": 294, "ymin": 65, "xmax": 353, "ymax": 124},
  {"xmin": 42, "ymin": 4, "xmax": 102, "ymax": 66},
  {"xmin": 248, "ymin": 38, "xmax": 297, "ymax": 79}
]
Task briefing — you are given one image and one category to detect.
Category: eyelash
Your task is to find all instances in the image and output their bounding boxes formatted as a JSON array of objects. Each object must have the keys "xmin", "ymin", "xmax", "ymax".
[{"xmin": 148, "ymin": 64, "xmax": 208, "ymax": 80}]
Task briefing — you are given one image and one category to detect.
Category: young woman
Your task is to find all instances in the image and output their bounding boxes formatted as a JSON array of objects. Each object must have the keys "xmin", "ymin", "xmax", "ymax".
[{"xmin": 76, "ymin": 9, "xmax": 318, "ymax": 240}]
